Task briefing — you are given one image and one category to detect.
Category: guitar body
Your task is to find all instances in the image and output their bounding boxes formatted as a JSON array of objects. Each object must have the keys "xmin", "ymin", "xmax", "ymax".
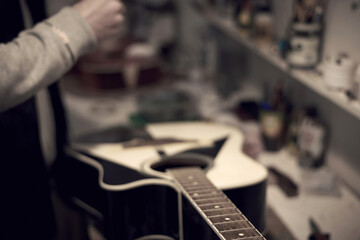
[{"xmin": 54, "ymin": 122, "xmax": 267, "ymax": 240}]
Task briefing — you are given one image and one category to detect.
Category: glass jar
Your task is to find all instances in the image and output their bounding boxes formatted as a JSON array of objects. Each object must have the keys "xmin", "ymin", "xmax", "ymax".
[{"xmin": 287, "ymin": 23, "xmax": 322, "ymax": 68}]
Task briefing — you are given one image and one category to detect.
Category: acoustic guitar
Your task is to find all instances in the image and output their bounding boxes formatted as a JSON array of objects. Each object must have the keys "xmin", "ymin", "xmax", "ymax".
[{"xmin": 55, "ymin": 121, "xmax": 267, "ymax": 240}]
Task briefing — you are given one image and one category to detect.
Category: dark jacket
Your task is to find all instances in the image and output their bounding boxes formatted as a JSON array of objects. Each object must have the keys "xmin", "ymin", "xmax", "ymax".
[{"xmin": 0, "ymin": 1, "xmax": 67, "ymax": 238}]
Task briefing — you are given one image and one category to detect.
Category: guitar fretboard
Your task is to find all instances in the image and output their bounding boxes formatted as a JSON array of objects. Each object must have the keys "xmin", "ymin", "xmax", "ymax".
[{"xmin": 168, "ymin": 167, "xmax": 265, "ymax": 240}]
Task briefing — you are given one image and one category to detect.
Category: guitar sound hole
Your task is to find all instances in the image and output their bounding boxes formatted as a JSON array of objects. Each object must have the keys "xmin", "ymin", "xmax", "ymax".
[{"xmin": 150, "ymin": 153, "xmax": 213, "ymax": 173}]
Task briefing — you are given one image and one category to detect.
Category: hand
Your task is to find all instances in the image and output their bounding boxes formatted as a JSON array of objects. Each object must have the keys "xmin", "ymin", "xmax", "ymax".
[{"xmin": 73, "ymin": 0, "xmax": 125, "ymax": 41}]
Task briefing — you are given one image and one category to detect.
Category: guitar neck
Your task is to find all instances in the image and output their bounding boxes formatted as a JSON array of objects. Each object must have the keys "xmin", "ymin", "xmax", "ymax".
[{"xmin": 168, "ymin": 167, "xmax": 266, "ymax": 240}]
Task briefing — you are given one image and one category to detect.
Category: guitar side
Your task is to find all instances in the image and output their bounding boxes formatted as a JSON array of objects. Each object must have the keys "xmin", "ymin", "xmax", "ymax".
[
  {"xmin": 54, "ymin": 121, "xmax": 267, "ymax": 240},
  {"xmin": 56, "ymin": 148, "xmax": 183, "ymax": 240}
]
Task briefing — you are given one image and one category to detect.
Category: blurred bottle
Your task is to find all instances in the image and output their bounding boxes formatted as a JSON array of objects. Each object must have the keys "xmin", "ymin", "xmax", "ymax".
[
  {"xmin": 252, "ymin": 0, "xmax": 274, "ymax": 41},
  {"xmin": 297, "ymin": 107, "xmax": 328, "ymax": 168},
  {"xmin": 286, "ymin": 0, "xmax": 326, "ymax": 68},
  {"xmin": 235, "ymin": 0, "xmax": 253, "ymax": 30},
  {"xmin": 260, "ymin": 82, "xmax": 292, "ymax": 151}
]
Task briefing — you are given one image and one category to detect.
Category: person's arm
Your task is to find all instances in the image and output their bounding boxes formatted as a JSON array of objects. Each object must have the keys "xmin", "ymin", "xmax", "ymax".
[
  {"xmin": 0, "ymin": 7, "xmax": 95, "ymax": 112},
  {"xmin": 0, "ymin": 0, "xmax": 125, "ymax": 112}
]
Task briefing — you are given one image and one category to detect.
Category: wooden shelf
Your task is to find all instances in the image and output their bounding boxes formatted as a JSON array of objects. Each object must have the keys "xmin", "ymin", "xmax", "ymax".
[{"xmin": 194, "ymin": 1, "xmax": 360, "ymax": 120}]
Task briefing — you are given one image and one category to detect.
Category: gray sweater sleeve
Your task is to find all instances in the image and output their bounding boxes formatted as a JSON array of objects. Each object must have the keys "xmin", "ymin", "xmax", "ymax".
[{"xmin": 0, "ymin": 7, "xmax": 97, "ymax": 112}]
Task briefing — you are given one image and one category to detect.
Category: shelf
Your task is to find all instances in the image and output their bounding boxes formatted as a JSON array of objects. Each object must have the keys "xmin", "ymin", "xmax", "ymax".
[
  {"xmin": 258, "ymin": 150, "xmax": 360, "ymax": 240},
  {"xmin": 193, "ymin": 1, "xmax": 360, "ymax": 120}
]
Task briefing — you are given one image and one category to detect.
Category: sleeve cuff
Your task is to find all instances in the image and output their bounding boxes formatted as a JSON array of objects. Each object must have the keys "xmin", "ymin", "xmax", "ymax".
[{"xmin": 46, "ymin": 7, "xmax": 97, "ymax": 61}]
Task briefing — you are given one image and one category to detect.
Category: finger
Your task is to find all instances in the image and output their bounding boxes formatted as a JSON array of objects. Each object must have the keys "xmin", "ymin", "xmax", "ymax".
[{"xmin": 108, "ymin": 0, "xmax": 126, "ymax": 16}]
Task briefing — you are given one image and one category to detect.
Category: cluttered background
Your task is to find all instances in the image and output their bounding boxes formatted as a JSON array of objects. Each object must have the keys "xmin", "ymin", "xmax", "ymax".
[{"xmin": 47, "ymin": 0, "xmax": 360, "ymax": 239}]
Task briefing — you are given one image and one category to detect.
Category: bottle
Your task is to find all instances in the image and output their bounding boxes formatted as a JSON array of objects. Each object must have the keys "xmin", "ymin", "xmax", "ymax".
[
  {"xmin": 260, "ymin": 82, "xmax": 291, "ymax": 151},
  {"xmin": 252, "ymin": 0, "xmax": 273, "ymax": 41},
  {"xmin": 260, "ymin": 103, "xmax": 284, "ymax": 151},
  {"xmin": 297, "ymin": 107, "xmax": 328, "ymax": 168},
  {"xmin": 235, "ymin": 0, "xmax": 253, "ymax": 31}
]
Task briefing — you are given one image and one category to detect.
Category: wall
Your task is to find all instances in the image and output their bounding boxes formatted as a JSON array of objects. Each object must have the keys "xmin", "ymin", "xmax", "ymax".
[
  {"xmin": 318, "ymin": 0, "xmax": 360, "ymax": 194},
  {"xmin": 323, "ymin": 0, "xmax": 360, "ymax": 62}
]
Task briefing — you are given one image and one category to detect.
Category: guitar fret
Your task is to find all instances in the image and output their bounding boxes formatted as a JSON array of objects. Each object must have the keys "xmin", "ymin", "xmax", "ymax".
[
  {"xmin": 186, "ymin": 189, "xmax": 222, "ymax": 195},
  {"xmin": 180, "ymin": 179, "xmax": 210, "ymax": 184},
  {"xmin": 220, "ymin": 227, "xmax": 254, "ymax": 233},
  {"xmin": 203, "ymin": 208, "xmax": 240, "ymax": 217},
  {"xmin": 170, "ymin": 173, "xmax": 204, "ymax": 179},
  {"xmin": 214, "ymin": 220, "xmax": 252, "ymax": 231},
  {"xmin": 181, "ymin": 183, "xmax": 212, "ymax": 189},
  {"xmin": 209, "ymin": 213, "xmax": 246, "ymax": 224},
  {"xmin": 180, "ymin": 177, "xmax": 211, "ymax": 182},
  {"xmin": 198, "ymin": 202, "xmax": 234, "ymax": 211},
  {"xmin": 198, "ymin": 202, "xmax": 234, "ymax": 208},
  {"xmin": 182, "ymin": 185, "xmax": 216, "ymax": 191},
  {"xmin": 194, "ymin": 197, "xmax": 229, "ymax": 205},
  {"xmin": 191, "ymin": 192, "xmax": 225, "ymax": 200},
  {"xmin": 167, "ymin": 167, "xmax": 265, "ymax": 240},
  {"xmin": 220, "ymin": 228, "xmax": 261, "ymax": 239}
]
